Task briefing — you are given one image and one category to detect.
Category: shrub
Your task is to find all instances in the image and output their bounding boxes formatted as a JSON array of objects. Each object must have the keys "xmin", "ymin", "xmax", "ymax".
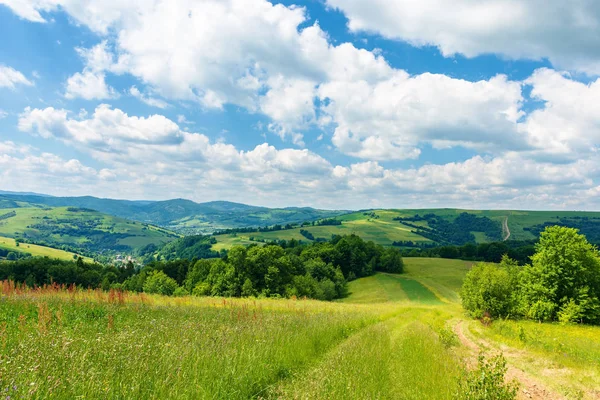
[
  {"xmin": 143, "ymin": 270, "xmax": 179, "ymax": 296},
  {"xmin": 173, "ymin": 287, "xmax": 189, "ymax": 297},
  {"xmin": 456, "ymin": 353, "xmax": 519, "ymax": 400},
  {"xmin": 460, "ymin": 258, "xmax": 519, "ymax": 319}
]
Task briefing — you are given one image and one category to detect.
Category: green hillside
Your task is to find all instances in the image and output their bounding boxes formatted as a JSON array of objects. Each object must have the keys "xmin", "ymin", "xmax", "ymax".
[
  {"xmin": 0, "ymin": 194, "xmax": 347, "ymax": 234},
  {"xmin": 212, "ymin": 208, "xmax": 600, "ymax": 250},
  {"xmin": 0, "ymin": 206, "xmax": 179, "ymax": 256},
  {"xmin": 0, "ymin": 236, "xmax": 93, "ymax": 262}
]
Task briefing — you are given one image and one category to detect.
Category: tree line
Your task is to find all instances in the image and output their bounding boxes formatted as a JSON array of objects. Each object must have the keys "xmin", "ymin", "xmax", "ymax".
[
  {"xmin": 0, "ymin": 234, "xmax": 404, "ymax": 301},
  {"xmin": 461, "ymin": 226, "xmax": 600, "ymax": 325},
  {"xmin": 396, "ymin": 240, "xmax": 536, "ymax": 265}
]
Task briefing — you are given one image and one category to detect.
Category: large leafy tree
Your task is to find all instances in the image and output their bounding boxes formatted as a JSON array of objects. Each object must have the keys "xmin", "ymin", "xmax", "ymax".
[{"xmin": 520, "ymin": 226, "xmax": 600, "ymax": 323}]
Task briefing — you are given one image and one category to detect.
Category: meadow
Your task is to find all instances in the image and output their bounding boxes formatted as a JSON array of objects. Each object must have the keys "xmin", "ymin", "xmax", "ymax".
[
  {"xmin": 0, "ymin": 207, "xmax": 178, "ymax": 254},
  {"xmin": 0, "ymin": 235, "xmax": 92, "ymax": 262},
  {"xmin": 0, "ymin": 257, "xmax": 599, "ymax": 399},
  {"xmin": 211, "ymin": 209, "xmax": 600, "ymax": 250}
]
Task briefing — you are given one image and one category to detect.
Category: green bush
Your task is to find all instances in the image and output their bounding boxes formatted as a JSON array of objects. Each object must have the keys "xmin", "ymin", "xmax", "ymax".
[
  {"xmin": 143, "ymin": 270, "xmax": 179, "ymax": 295},
  {"xmin": 456, "ymin": 353, "xmax": 519, "ymax": 400},
  {"xmin": 460, "ymin": 257, "xmax": 519, "ymax": 319}
]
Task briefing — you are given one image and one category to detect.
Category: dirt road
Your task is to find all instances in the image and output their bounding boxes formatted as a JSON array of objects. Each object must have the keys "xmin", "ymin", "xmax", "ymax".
[{"xmin": 502, "ymin": 216, "xmax": 511, "ymax": 241}]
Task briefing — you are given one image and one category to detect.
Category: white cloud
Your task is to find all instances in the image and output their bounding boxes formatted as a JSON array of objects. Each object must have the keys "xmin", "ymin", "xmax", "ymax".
[
  {"xmin": 0, "ymin": 109, "xmax": 7, "ymax": 119},
  {"xmin": 326, "ymin": 0, "xmax": 600, "ymax": 74},
  {"xmin": 320, "ymin": 72, "xmax": 525, "ymax": 160},
  {"xmin": 129, "ymin": 86, "xmax": 169, "ymax": 109},
  {"xmin": 65, "ymin": 42, "xmax": 118, "ymax": 100},
  {"xmin": 0, "ymin": 65, "xmax": 33, "ymax": 89},
  {"xmin": 65, "ymin": 71, "xmax": 116, "ymax": 100},
  {"xmin": 519, "ymin": 68, "xmax": 600, "ymax": 160}
]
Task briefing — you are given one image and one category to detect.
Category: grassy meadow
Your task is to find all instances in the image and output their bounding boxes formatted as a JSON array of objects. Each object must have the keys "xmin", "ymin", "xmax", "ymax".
[
  {"xmin": 1, "ymin": 257, "xmax": 599, "ymax": 399},
  {"xmin": 0, "ymin": 207, "xmax": 178, "ymax": 254},
  {"xmin": 0, "ymin": 235, "xmax": 92, "ymax": 262},
  {"xmin": 211, "ymin": 208, "xmax": 600, "ymax": 251}
]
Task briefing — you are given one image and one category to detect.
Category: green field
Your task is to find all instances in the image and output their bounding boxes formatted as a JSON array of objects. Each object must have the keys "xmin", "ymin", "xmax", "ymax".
[
  {"xmin": 0, "ymin": 235, "xmax": 93, "ymax": 262},
  {"xmin": 211, "ymin": 208, "xmax": 600, "ymax": 251},
  {"xmin": 1, "ymin": 257, "xmax": 599, "ymax": 398},
  {"xmin": 0, "ymin": 206, "xmax": 179, "ymax": 254},
  {"xmin": 340, "ymin": 273, "xmax": 443, "ymax": 304}
]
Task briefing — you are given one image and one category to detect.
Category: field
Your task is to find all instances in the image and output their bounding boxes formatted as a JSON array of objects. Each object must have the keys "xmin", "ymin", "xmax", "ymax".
[
  {"xmin": 0, "ymin": 236, "xmax": 92, "ymax": 262},
  {"xmin": 1, "ymin": 257, "xmax": 599, "ymax": 399},
  {"xmin": 211, "ymin": 208, "xmax": 600, "ymax": 250},
  {"xmin": 0, "ymin": 206, "xmax": 179, "ymax": 254}
]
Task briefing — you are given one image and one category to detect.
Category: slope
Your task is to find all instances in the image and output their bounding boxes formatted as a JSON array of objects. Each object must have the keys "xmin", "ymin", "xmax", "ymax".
[
  {"xmin": 212, "ymin": 209, "xmax": 600, "ymax": 250},
  {"xmin": 0, "ymin": 193, "xmax": 347, "ymax": 234},
  {"xmin": 0, "ymin": 206, "xmax": 179, "ymax": 256}
]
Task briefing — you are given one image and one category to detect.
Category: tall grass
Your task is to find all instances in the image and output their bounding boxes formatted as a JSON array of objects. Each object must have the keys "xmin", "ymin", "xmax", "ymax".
[
  {"xmin": 0, "ymin": 281, "xmax": 383, "ymax": 399},
  {"xmin": 271, "ymin": 310, "xmax": 463, "ymax": 399}
]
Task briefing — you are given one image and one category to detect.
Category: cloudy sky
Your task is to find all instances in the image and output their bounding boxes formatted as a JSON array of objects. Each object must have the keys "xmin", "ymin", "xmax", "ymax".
[{"xmin": 0, "ymin": 0, "xmax": 599, "ymax": 210}]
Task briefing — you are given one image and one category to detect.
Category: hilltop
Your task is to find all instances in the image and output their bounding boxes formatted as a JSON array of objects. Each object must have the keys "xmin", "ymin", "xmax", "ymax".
[
  {"xmin": 212, "ymin": 208, "xmax": 600, "ymax": 250},
  {"xmin": 0, "ymin": 192, "xmax": 347, "ymax": 234},
  {"xmin": 0, "ymin": 206, "xmax": 179, "ymax": 259}
]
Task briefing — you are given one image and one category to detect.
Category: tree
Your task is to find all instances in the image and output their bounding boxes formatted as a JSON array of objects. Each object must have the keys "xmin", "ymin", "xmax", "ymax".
[
  {"xmin": 143, "ymin": 270, "xmax": 179, "ymax": 296},
  {"xmin": 6, "ymin": 252, "xmax": 17, "ymax": 261},
  {"xmin": 460, "ymin": 257, "xmax": 519, "ymax": 319},
  {"xmin": 520, "ymin": 226, "xmax": 600, "ymax": 323}
]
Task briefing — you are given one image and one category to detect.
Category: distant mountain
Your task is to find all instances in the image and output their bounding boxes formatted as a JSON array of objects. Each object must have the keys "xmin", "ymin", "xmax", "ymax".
[
  {"xmin": 0, "ymin": 190, "xmax": 53, "ymax": 197},
  {"xmin": 0, "ymin": 192, "xmax": 348, "ymax": 234}
]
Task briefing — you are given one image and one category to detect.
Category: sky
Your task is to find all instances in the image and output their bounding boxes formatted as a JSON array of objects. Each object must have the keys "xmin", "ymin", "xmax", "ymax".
[{"xmin": 0, "ymin": 0, "xmax": 599, "ymax": 210}]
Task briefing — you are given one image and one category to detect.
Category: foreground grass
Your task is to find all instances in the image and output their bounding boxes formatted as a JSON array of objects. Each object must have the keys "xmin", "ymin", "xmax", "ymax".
[
  {"xmin": 469, "ymin": 319, "xmax": 600, "ymax": 397},
  {"xmin": 271, "ymin": 308, "xmax": 462, "ymax": 400},
  {"xmin": 0, "ymin": 284, "xmax": 392, "ymax": 399}
]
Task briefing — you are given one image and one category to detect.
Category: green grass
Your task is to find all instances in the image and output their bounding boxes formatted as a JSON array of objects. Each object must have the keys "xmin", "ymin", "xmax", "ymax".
[
  {"xmin": 1, "ymin": 254, "xmax": 599, "ymax": 398},
  {"xmin": 340, "ymin": 272, "xmax": 443, "ymax": 305},
  {"xmin": 272, "ymin": 312, "xmax": 462, "ymax": 400},
  {"xmin": 0, "ymin": 235, "xmax": 92, "ymax": 262},
  {"xmin": 0, "ymin": 293, "xmax": 380, "ymax": 400},
  {"xmin": 211, "ymin": 208, "xmax": 600, "ymax": 251},
  {"xmin": 403, "ymin": 257, "xmax": 474, "ymax": 303}
]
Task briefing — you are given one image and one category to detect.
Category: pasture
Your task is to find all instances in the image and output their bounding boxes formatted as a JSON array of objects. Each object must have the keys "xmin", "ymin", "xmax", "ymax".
[
  {"xmin": 0, "ymin": 235, "xmax": 92, "ymax": 262},
  {"xmin": 1, "ymin": 257, "xmax": 599, "ymax": 399}
]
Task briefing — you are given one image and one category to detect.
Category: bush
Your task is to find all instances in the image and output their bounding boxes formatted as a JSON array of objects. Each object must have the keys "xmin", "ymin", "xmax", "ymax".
[
  {"xmin": 143, "ymin": 270, "xmax": 179, "ymax": 295},
  {"xmin": 456, "ymin": 353, "xmax": 519, "ymax": 400},
  {"xmin": 173, "ymin": 287, "xmax": 189, "ymax": 297},
  {"xmin": 460, "ymin": 257, "xmax": 519, "ymax": 319}
]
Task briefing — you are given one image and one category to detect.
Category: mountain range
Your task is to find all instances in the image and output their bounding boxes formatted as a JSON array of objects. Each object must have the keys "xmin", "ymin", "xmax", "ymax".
[{"xmin": 0, "ymin": 192, "xmax": 348, "ymax": 234}]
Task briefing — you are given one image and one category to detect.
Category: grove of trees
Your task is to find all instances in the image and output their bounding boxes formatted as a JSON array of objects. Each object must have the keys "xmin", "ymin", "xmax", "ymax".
[
  {"xmin": 461, "ymin": 226, "xmax": 600, "ymax": 325},
  {"xmin": 0, "ymin": 234, "xmax": 404, "ymax": 302}
]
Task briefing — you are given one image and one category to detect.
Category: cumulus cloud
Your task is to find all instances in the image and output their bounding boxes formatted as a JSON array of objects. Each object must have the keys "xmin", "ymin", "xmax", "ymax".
[
  {"xmin": 519, "ymin": 68, "xmax": 600, "ymax": 161},
  {"xmin": 326, "ymin": 0, "xmax": 600, "ymax": 74},
  {"xmin": 64, "ymin": 42, "xmax": 118, "ymax": 100},
  {"xmin": 0, "ymin": 65, "xmax": 33, "ymax": 89},
  {"xmin": 320, "ymin": 72, "xmax": 525, "ymax": 160},
  {"xmin": 129, "ymin": 86, "xmax": 169, "ymax": 109}
]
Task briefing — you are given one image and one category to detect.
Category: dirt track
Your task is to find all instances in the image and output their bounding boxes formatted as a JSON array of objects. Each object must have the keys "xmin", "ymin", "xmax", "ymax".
[
  {"xmin": 453, "ymin": 320, "xmax": 562, "ymax": 400},
  {"xmin": 502, "ymin": 217, "xmax": 511, "ymax": 241}
]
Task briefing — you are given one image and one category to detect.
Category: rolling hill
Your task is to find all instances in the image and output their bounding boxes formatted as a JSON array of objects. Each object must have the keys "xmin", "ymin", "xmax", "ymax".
[
  {"xmin": 0, "ymin": 206, "xmax": 179, "ymax": 258},
  {"xmin": 212, "ymin": 208, "xmax": 600, "ymax": 250},
  {"xmin": 0, "ymin": 193, "xmax": 348, "ymax": 234}
]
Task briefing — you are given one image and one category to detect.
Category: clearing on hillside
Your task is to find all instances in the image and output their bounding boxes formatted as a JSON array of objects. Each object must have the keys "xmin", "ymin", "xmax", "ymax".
[{"xmin": 0, "ymin": 235, "xmax": 92, "ymax": 262}]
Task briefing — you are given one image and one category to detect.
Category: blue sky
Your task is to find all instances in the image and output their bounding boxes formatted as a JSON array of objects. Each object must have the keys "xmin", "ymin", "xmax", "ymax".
[{"xmin": 0, "ymin": 0, "xmax": 599, "ymax": 210}]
